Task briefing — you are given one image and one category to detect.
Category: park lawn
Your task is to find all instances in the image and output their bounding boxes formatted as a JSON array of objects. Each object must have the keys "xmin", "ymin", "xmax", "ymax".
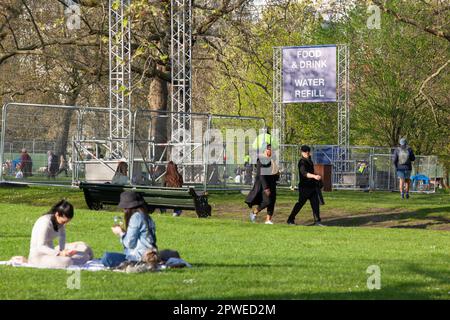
[
  {"xmin": 0, "ymin": 185, "xmax": 448, "ymax": 229},
  {"xmin": 0, "ymin": 193, "xmax": 449, "ymax": 299}
]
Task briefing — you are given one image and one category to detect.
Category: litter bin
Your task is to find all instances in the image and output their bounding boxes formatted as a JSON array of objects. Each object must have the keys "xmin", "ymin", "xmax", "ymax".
[{"xmin": 314, "ymin": 164, "xmax": 332, "ymax": 191}]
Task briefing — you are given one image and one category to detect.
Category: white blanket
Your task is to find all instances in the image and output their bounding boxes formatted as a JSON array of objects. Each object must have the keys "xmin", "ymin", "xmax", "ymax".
[
  {"xmin": 0, "ymin": 259, "xmax": 107, "ymax": 271},
  {"xmin": 0, "ymin": 257, "xmax": 191, "ymax": 272}
]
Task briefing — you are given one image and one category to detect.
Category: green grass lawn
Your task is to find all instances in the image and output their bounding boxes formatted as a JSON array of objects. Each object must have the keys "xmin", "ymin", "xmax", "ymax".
[{"xmin": 0, "ymin": 186, "xmax": 449, "ymax": 299}]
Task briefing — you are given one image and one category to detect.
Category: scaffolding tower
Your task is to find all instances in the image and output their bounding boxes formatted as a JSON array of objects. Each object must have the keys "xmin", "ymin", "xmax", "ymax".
[
  {"xmin": 108, "ymin": 0, "xmax": 132, "ymax": 159},
  {"xmin": 170, "ymin": 0, "xmax": 193, "ymax": 163},
  {"xmin": 335, "ymin": 44, "xmax": 350, "ymax": 186}
]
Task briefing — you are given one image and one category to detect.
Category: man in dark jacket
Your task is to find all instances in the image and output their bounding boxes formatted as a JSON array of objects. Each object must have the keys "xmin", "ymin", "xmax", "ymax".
[
  {"xmin": 287, "ymin": 145, "xmax": 324, "ymax": 226},
  {"xmin": 393, "ymin": 138, "xmax": 415, "ymax": 199}
]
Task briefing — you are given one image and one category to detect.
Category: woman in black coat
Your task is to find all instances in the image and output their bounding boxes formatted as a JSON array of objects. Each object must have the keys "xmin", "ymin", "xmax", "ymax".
[
  {"xmin": 245, "ymin": 145, "xmax": 278, "ymax": 224},
  {"xmin": 287, "ymin": 145, "xmax": 324, "ymax": 226}
]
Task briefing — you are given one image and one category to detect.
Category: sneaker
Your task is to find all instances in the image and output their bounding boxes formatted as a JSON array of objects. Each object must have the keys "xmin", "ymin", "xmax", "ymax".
[
  {"xmin": 314, "ymin": 222, "xmax": 326, "ymax": 227},
  {"xmin": 265, "ymin": 220, "xmax": 274, "ymax": 225},
  {"xmin": 287, "ymin": 220, "xmax": 296, "ymax": 225},
  {"xmin": 406, "ymin": 193, "xmax": 410, "ymax": 199},
  {"xmin": 173, "ymin": 211, "xmax": 182, "ymax": 217},
  {"xmin": 249, "ymin": 212, "xmax": 256, "ymax": 223}
]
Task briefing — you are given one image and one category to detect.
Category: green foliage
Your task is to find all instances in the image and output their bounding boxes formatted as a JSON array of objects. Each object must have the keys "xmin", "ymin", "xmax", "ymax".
[
  {"xmin": 111, "ymin": 0, "xmax": 120, "ymax": 12},
  {"xmin": 203, "ymin": 1, "xmax": 449, "ymax": 154}
]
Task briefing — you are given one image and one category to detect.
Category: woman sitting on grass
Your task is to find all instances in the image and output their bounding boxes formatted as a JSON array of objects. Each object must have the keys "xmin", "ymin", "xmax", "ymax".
[
  {"xmin": 101, "ymin": 191, "xmax": 157, "ymax": 268},
  {"xmin": 29, "ymin": 200, "xmax": 93, "ymax": 268}
]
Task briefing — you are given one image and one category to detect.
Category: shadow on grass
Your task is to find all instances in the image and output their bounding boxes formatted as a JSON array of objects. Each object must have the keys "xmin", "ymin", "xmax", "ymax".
[
  {"xmin": 200, "ymin": 264, "xmax": 450, "ymax": 299},
  {"xmin": 323, "ymin": 207, "xmax": 450, "ymax": 230},
  {"xmin": 194, "ymin": 262, "xmax": 305, "ymax": 269},
  {"xmin": 213, "ymin": 285, "xmax": 447, "ymax": 299},
  {"xmin": 406, "ymin": 262, "xmax": 450, "ymax": 284}
]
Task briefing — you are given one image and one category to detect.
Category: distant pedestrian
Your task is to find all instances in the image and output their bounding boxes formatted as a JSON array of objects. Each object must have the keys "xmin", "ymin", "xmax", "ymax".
[
  {"xmin": 19, "ymin": 148, "xmax": 32, "ymax": 178},
  {"xmin": 393, "ymin": 138, "xmax": 415, "ymax": 199},
  {"xmin": 47, "ymin": 151, "xmax": 59, "ymax": 179},
  {"xmin": 56, "ymin": 154, "xmax": 69, "ymax": 177},
  {"xmin": 244, "ymin": 155, "xmax": 253, "ymax": 185},
  {"xmin": 287, "ymin": 145, "xmax": 324, "ymax": 226}
]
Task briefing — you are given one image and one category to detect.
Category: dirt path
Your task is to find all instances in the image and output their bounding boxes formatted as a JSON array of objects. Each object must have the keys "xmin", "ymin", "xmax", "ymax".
[{"xmin": 205, "ymin": 203, "xmax": 450, "ymax": 231}]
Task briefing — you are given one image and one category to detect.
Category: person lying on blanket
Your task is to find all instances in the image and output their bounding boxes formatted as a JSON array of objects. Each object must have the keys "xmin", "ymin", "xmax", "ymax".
[
  {"xmin": 101, "ymin": 191, "xmax": 157, "ymax": 268},
  {"xmin": 29, "ymin": 200, "xmax": 93, "ymax": 268}
]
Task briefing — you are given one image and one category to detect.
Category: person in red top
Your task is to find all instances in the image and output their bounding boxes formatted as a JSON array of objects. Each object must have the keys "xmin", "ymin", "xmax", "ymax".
[
  {"xmin": 19, "ymin": 148, "xmax": 33, "ymax": 178},
  {"xmin": 163, "ymin": 161, "xmax": 184, "ymax": 216}
]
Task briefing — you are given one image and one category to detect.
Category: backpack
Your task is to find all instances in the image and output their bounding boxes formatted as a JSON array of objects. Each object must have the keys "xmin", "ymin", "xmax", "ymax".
[{"xmin": 398, "ymin": 148, "xmax": 409, "ymax": 165}]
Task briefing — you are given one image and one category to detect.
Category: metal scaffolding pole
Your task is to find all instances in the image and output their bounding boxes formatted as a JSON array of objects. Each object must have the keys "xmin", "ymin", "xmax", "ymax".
[
  {"xmin": 272, "ymin": 47, "xmax": 284, "ymax": 161},
  {"xmin": 170, "ymin": 0, "xmax": 192, "ymax": 164},
  {"xmin": 334, "ymin": 44, "xmax": 350, "ymax": 186},
  {"xmin": 109, "ymin": 0, "xmax": 131, "ymax": 159}
]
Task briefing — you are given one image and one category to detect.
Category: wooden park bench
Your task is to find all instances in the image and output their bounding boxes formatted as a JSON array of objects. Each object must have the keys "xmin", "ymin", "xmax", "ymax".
[{"xmin": 79, "ymin": 182, "xmax": 211, "ymax": 218}]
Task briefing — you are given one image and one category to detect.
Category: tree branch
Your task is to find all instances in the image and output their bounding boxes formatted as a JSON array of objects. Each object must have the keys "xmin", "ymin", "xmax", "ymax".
[
  {"xmin": 21, "ymin": 0, "xmax": 45, "ymax": 46},
  {"xmin": 373, "ymin": 0, "xmax": 450, "ymax": 42},
  {"xmin": 414, "ymin": 59, "xmax": 450, "ymax": 123}
]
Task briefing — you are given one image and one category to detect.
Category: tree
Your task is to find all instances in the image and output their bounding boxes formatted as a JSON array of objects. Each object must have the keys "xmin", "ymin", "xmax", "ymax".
[{"xmin": 0, "ymin": 0, "xmax": 254, "ymax": 162}]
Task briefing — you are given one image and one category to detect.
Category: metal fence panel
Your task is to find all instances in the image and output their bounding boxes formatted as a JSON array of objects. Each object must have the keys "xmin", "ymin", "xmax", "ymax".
[
  {"xmin": 1, "ymin": 104, "xmax": 440, "ymax": 193},
  {"xmin": 1, "ymin": 103, "xmax": 79, "ymax": 185}
]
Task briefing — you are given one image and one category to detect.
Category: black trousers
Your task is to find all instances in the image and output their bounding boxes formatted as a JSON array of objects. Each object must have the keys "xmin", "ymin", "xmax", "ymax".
[
  {"xmin": 256, "ymin": 186, "xmax": 277, "ymax": 216},
  {"xmin": 288, "ymin": 187, "xmax": 321, "ymax": 222}
]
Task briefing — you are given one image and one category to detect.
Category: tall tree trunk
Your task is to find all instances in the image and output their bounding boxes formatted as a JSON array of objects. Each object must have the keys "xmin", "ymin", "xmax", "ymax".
[
  {"xmin": 148, "ymin": 66, "xmax": 169, "ymax": 164},
  {"xmin": 54, "ymin": 85, "xmax": 81, "ymax": 159}
]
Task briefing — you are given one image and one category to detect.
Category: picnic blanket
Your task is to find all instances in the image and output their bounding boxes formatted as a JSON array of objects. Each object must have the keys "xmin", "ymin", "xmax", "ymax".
[
  {"xmin": 0, "ymin": 259, "xmax": 107, "ymax": 271},
  {"xmin": 0, "ymin": 257, "xmax": 191, "ymax": 272}
]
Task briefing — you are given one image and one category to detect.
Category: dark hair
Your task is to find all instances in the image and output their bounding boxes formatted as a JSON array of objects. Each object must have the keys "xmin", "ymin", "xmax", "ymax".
[
  {"xmin": 165, "ymin": 161, "xmax": 183, "ymax": 188},
  {"xmin": 116, "ymin": 161, "xmax": 128, "ymax": 175},
  {"xmin": 301, "ymin": 145, "xmax": 311, "ymax": 152},
  {"xmin": 123, "ymin": 205, "xmax": 149, "ymax": 230},
  {"xmin": 44, "ymin": 200, "xmax": 74, "ymax": 231}
]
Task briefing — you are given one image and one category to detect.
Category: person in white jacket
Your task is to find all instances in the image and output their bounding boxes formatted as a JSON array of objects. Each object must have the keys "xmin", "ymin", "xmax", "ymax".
[{"xmin": 29, "ymin": 200, "xmax": 92, "ymax": 268}]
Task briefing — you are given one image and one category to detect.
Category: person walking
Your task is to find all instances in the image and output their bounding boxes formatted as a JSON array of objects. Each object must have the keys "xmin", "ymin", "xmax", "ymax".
[
  {"xmin": 245, "ymin": 144, "xmax": 279, "ymax": 225},
  {"xmin": 287, "ymin": 145, "xmax": 324, "ymax": 226},
  {"xmin": 56, "ymin": 154, "xmax": 69, "ymax": 177},
  {"xmin": 393, "ymin": 138, "xmax": 415, "ymax": 199}
]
